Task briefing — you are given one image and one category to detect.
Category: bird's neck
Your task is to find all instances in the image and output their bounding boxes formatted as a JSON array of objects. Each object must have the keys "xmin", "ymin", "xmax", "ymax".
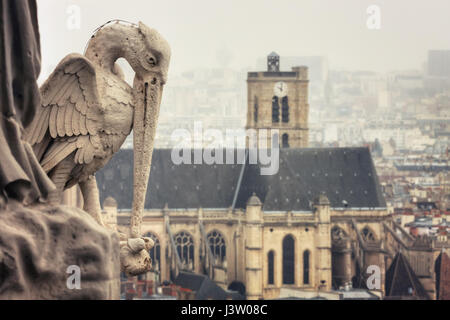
[{"xmin": 85, "ymin": 24, "xmax": 140, "ymax": 74}]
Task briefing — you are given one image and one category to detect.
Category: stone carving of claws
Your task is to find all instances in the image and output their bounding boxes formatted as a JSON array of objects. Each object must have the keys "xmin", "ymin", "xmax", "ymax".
[
  {"xmin": 127, "ymin": 238, "xmax": 146, "ymax": 253},
  {"xmin": 142, "ymin": 237, "xmax": 155, "ymax": 251},
  {"xmin": 120, "ymin": 242, "xmax": 152, "ymax": 276}
]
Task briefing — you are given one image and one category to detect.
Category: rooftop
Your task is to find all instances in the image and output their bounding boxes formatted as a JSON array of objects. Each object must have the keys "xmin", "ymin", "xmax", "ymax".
[{"xmin": 96, "ymin": 148, "xmax": 386, "ymax": 211}]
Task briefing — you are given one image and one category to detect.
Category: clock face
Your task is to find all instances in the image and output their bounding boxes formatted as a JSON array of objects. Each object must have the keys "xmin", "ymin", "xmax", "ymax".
[{"xmin": 274, "ymin": 81, "xmax": 288, "ymax": 97}]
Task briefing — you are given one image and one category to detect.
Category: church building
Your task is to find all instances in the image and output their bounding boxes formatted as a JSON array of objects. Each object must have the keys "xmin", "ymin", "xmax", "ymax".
[{"xmin": 96, "ymin": 53, "xmax": 397, "ymax": 299}]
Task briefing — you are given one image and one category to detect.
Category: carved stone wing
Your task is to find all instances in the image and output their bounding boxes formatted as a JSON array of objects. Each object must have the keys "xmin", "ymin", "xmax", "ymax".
[{"xmin": 25, "ymin": 53, "xmax": 104, "ymax": 172}]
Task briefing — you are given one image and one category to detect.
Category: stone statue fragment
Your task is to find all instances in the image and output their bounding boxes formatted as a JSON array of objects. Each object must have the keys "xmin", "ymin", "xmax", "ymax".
[{"xmin": 24, "ymin": 21, "xmax": 171, "ymax": 274}]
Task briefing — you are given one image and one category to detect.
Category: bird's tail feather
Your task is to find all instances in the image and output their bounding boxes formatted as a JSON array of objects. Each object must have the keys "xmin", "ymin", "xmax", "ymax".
[
  {"xmin": 41, "ymin": 140, "xmax": 78, "ymax": 173},
  {"xmin": 47, "ymin": 157, "xmax": 75, "ymax": 206}
]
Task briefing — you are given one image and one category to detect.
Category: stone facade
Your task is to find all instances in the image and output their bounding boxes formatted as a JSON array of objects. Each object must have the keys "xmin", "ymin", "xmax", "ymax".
[{"xmin": 103, "ymin": 194, "xmax": 391, "ymax": 299}]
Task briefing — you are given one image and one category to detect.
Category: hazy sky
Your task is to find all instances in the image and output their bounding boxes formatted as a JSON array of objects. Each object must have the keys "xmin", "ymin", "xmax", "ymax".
[{"xmin": 37, "ymin": 0, "xmax": 450, "ymax": 80}]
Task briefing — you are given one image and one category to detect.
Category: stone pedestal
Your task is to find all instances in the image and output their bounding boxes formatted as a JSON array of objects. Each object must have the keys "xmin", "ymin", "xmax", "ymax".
[{"xmin": 0, "ymin": 201, "xmax": 120, "ymax": 299}]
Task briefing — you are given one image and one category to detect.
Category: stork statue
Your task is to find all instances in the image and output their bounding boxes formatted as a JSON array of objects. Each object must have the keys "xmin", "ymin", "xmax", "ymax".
[{"xmin": 25, "ymin": 21, "xmax": 170, "ymax": 273}]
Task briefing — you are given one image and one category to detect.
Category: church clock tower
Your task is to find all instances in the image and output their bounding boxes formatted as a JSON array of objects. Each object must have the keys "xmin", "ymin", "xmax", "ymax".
[{"xmin": 246, "ymin": 52, "xmax": 309, "ymax": 148}]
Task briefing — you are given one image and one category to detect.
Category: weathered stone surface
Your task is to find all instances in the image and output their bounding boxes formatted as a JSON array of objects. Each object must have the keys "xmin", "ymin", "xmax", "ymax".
[
  {"xmin": 0, "ymin": 0, "xmax": 55, "ymax": 203},
  {"xmin": 0, "ymin": 201, "xmax": 120, "ymax": 299}
]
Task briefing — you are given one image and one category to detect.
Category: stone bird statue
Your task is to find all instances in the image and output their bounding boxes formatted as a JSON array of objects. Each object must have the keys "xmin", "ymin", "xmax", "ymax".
[{"xmin": 25, "ymin": 21, "xmax": 170, "ymax": 243}]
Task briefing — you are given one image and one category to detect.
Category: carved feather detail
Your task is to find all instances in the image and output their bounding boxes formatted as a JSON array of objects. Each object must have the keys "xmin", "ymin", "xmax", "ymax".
[{"xmin": 25, "ymin": 53, "xmax": 104, "ymax": 172}]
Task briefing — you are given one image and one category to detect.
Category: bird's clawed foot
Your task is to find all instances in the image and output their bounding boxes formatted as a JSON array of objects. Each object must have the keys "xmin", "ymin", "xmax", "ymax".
[{"xmin": 119, "ymin": 236, "xmax": 154, "ymax": 276}]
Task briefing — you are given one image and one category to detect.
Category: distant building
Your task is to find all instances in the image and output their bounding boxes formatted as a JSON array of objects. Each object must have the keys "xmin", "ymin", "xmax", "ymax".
[
  {"xmin": 426, "ymin": 50, "xmax": 450, "ymax": 93},
  {"xmin": 427, "ymin": 50, "xmax": 450, "ymax": 78},
  {"xmin": 93, "ymin": 53, "xmax": 449, "ymax": 300},
  {"xmin": 247, "ymin": 52, "xmax": 310, "ymax": 148}
]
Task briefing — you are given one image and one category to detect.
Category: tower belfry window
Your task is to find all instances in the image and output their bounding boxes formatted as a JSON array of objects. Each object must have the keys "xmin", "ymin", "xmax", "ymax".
[
  {"xmin": 254, "ymin": 97, "xmax": 258, "ymax": 124},
  {"xmin": 272, "ymin": 96, "xmax": 280, "ymax": 123},
  {"xmin": 282, "ymin": 133, "xmax": 289, "ymax": 148},
  {"xmin": 281, "ymin": 96, "xmax": 289, "ymax": 123}
]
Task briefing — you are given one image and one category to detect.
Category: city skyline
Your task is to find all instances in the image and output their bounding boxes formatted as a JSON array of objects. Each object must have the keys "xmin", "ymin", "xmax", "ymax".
[{"xmin": 37, "ymin": 0, "xmax": 450, "ymax": 83}]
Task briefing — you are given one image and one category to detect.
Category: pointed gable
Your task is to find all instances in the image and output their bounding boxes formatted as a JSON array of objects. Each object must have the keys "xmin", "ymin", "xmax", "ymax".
[{"xmin": 385, "ymin": 252, "xmax": 429, "ymax": 299}]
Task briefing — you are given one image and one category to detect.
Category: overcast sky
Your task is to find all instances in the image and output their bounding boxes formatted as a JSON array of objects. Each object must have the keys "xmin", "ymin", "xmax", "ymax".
[{"xmin": 37, "ymin": 0, "xmax": 450, "ymax": 80}]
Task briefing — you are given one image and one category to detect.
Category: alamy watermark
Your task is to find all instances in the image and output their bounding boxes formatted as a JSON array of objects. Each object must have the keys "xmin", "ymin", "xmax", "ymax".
[
  {"xmin": 366, "ymin": 5, "xmax": 381, "ymax": 30},
  {"xmin": 366, "ymin": 265, "xmax": 381, "ymax": 290},
  {"xmin": 66, "ymin": 265, "xmax": 81, "ymax": 290},
  {"xmin": 170, "ymin": 121, "xmax": 280, "ymax": 175},
  {"xmin": 66, "ymin": 4, "xmax": 81, "ymax": 30}
]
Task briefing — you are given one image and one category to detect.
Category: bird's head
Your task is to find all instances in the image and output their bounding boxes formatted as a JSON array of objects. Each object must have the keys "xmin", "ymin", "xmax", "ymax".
[{"xmin": 130, "ymin": 22, "xmax": 171, "ymax": 86}]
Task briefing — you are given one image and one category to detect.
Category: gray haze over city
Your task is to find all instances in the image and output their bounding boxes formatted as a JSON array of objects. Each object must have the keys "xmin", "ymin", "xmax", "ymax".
[
  {"xmin": 38, "ymin": 0, "xmax": 449, "ymax": 75},
  {"xmin": 36, "ymin": 0, "xmax": 450, "ymax": 151}
]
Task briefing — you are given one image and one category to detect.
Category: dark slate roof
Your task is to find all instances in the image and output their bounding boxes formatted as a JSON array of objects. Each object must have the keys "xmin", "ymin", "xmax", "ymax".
[
  {"xmin": 174, "ymin": 272, "xmax": 243, "ymax": 300},
  {"xmin": 96, "ymin": 147, "xmax": 386, "ymax": 211},
  {"xmin": 385, "ymin": 252, "xmax": 430, "ymax": 300}
]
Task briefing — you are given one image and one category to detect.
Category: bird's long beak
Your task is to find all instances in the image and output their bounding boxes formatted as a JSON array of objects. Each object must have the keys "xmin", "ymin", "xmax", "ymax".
[{"xmin": 130, "ymin": 74, "xmax": 164, "ymax": 238}]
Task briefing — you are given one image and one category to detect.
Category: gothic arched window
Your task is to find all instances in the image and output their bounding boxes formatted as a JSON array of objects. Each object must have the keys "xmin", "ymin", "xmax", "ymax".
[
  {"xmin": 362, "ymin": 227, "xmax": 376, "ymax": 242},
  {"xmin": 331, "ymin": 226, "xmax": 348, "ymax": 241},
  {"xmin": 268, "ymin": 250, "xmax": 275, "ymax": 285},
  {"xmin": 144, "ymin": 232, "xmax": 161, "ymax": 271},
  {"xmin": 281, "ymin": 96, "xmax": 289, "ymax": 122},
  {"xmin": 282, "ymin": 235, "xmax": 295, "ymax": 284},
  {"xmin": 282, "ymin": 133, "xmax": 289, "ymax": 148},
  {"xmin": 174, "ymin": 231, "xmax": 195, "ymax": 269},
  {"xmin": 272, "ymin": 96, "xmax": 280, "ymax": 123},
  {"xmin": 207, "ymin": 230, "xmax": 226, "ymax": 263},
  {"xmin": 303, "ymin": 250, "xmax": 310, "ymax": 285}
]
